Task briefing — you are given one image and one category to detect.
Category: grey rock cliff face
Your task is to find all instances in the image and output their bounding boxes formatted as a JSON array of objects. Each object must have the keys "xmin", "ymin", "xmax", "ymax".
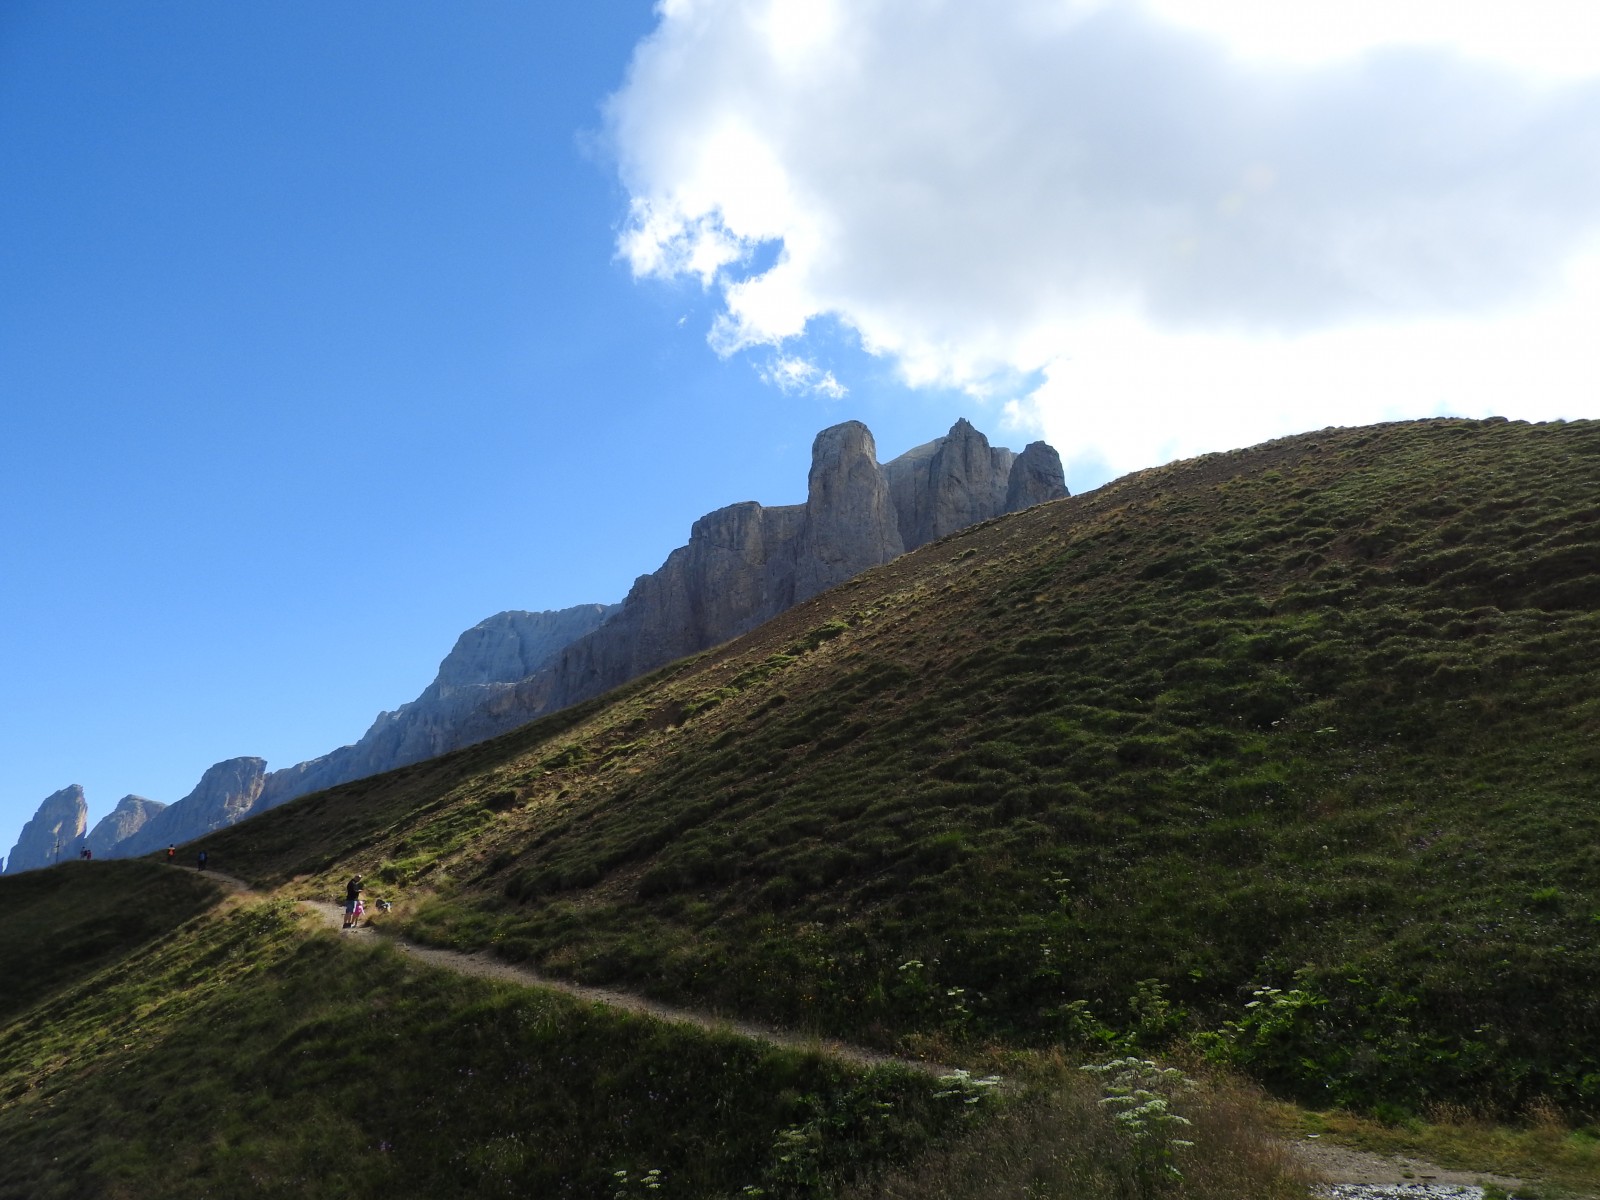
[
  {"xmin": 4, "ymin": 785, "xmax": 88, "ymax": 873},
  {"xmin": 252, "ymin": 604, "xmax": 618, "ymax": 813},
  {"xmin": 467, "ymin": 422, "xmax": 908, "ymax": 743},
  {"xmin": 884, "ymin": 418, "xmax": 1016, "ymax": 550},
  {"xmin": 881, "ymin": 436, "xmax": 940, "ymax": 549},
  {"xmin": 85, "ymin": 795, "xmax": 166, "ymax": 858},
  {"xmin": 116, "ymin": 758, "xmax": 266, "ymax": 858},
  {"xmin": 793, "ymin": 421, "xmax": 905, "ymax": 599},
  {"xmin": 883, "ymin": 418, "xmax": 1063, "ymax": 550},
  {"xmin": 435, "ymin": 607, "xmax": 620, "ymax": 689},
  {"xmin": 457, "ymin": 418, "xmax": 1067, "ymax": 748},
  {"xmin": 926, "ymin": 419, "xmax": 1016, "ymax": 541},
  {"xmin": 1006, "ymin": 440, "xmax": 1069, "ymax": 512}
]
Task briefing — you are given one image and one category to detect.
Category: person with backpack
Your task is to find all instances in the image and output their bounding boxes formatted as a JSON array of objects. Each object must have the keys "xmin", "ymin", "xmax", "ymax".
[{"xmin": 343, "ymin": 875, "xmax": 364, "ymax": 930}]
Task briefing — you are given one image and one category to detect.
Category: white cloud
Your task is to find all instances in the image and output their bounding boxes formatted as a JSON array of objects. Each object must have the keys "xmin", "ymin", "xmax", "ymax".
[
  {"xmin": 1013, "ymin": 236, "xmax": 1600, "ymax": 482},
  {"xmin": 607, "ymin": 0, "xmax": 1600, "ymax": 480},
  {"xmin": 758, "ymin": 353, "xmax": 848, "ymax": 399},
  {"xmin": 1140, "ymin": 0, "xmax": 1600, "ymax": 79}
]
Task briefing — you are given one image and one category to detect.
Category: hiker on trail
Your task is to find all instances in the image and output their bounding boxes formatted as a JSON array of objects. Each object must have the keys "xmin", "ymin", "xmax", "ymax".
[
  {"xmin": 197, "ymin": 849, "xmax": 208, "ymax": 871},
  {"xmin": 167, "ymin": 844, "xmax": 176, "ymax": 863},
  {"xmin": 343, "ymin": 875, "xmax": 364, "ymax": 930}
]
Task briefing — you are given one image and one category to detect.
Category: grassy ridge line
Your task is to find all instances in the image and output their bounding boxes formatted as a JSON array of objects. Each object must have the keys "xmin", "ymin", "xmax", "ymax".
[{"xmin": 197, "ymin": 418, "xmax": 1600, "ymax": 1118}]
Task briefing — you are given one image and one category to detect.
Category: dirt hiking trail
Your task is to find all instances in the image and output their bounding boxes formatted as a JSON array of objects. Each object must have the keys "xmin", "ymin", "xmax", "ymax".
[
  {"xmin": 179, "ymin": 865, "xmax": 1540, "ymax": 1197},
  {"xmin": 307, "ymin": 895, "xmax": 941, "ymax": 1076}
]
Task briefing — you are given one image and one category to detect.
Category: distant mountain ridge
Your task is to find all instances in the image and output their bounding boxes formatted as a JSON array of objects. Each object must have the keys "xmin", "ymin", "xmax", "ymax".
[
  {"xmin": 113, "ymin": 758, "xmax": 267, "ymax": 859},
  {"xmin": 4, "ymin": 417, "xmax": 1065, "ymax": 871},
  {"xmin": 251, "ymin": 604, "xmax": 623, "ymax": 813}
]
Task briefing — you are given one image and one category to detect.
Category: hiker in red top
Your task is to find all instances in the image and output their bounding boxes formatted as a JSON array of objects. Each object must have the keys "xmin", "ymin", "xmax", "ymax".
[{"xmin": 167, "ymin": 844, "xmax": 176, "ymax": 863}]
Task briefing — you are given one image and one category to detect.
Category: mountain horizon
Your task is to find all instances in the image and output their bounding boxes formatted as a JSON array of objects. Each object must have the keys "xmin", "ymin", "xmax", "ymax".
[{"xmin": 4, "ymin": 415, "xmax": 1065, "ymax": 873}]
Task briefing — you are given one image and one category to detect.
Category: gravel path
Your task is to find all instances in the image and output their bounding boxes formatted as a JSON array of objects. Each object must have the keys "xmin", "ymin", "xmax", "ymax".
[
  {"xmin": 1317, "ymin": 1187, "xmax": 1490, "ymax": 1199},
  {"xmin": 180, "ymin": 866, "xmax": 1553, "ymax": 1196},
  {"xmin": 305, "ymin": 898, "xmax": 946, "ymax": 1077},
  {"xmin": 1291, "ymin": 1135, "xmax": 1527, "ymax": 1197}
]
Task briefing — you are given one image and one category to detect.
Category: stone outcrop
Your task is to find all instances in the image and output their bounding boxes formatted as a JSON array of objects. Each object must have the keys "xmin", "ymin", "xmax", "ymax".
[
  {"xmin": 794, "ymin": 421, "xmax": 906, "ymax": 598},
  {"xmin": 4, "ymin": 785, "xmax": 88, "ymax": 873},
  {"xmin": 116, "ymin": 758, "xmax": 267, "ymax": 858},
  {"xmin": 85, "ymin": 795, "xmax": 166, "ymax": 858},
  {"xmin": 435, "ymin": 607, "xmax": 622, "ymax": 689},
  {"xmin": 883, "ymin": 417, "xmax": 1016, "ymax": 550},
  {"xmin": 488, "ymin": 423, "xmax": 908, "ymax": 733},
  {"xmin": 1006, "ymin": 440, "xmax": 1069, "ymax": 512}
]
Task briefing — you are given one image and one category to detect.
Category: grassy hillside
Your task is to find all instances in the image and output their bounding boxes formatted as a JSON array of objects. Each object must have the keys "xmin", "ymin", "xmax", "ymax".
[
  {"xmin": 9, "ymin": 416, "xmax": 1597, "ymax": 1197},
  {"xmin": 0, "ymin": 861, "xmax": 215, "ymax": 1023},
  {"xmin": 0, "ymin": 868, "xmax": 999, "ymax": 1198},
  {"xmin": 0, "ymin": 871, "xmax": 1310, "ymax": 1198},
  {"xmin": 194, "ymin": 415, "xmax": 1600, "ymax": 1122}
]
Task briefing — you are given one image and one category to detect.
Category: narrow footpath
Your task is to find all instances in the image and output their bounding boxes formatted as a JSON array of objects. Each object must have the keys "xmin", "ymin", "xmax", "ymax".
[
  {"xmin": 188, "ymin": 864, "xmax": 948, "ymax": 1075},
  {"xmin": 307, "ymin": 895, "xmax": 940, "ymax": 1076},
  {"xmin": 183, "ymin": 866, "xmax": 1539, "ymax": 1198}
]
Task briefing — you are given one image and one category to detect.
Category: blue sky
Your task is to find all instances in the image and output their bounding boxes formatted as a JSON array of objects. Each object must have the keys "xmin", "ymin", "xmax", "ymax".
[
  {"xmin": 0, "ymin": 1, "xmax": 986, "ymax": 847},
  {"xmin": 4, "ymin": 1, "xmax": 1598, "ymax": 853}
]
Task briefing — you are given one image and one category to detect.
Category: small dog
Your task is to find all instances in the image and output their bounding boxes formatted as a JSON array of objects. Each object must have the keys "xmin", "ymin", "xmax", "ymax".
[{"xmin": 376, "ymin": 899, "xmax": 393, "ymax": 914}]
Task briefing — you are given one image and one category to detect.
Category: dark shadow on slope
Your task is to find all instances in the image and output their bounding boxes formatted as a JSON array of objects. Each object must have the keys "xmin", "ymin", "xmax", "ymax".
[{"xmin": 0, "ymin": 859, "xmax": 218, "ymax": 1022}]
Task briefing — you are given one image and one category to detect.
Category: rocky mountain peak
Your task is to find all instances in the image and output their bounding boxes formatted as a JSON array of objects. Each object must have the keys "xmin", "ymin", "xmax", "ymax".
[
  {"xmin": 435, "ymin": 606, "xmax": 621, "ymax": 691},
  {"xmin": 883, "ymin": 417, "xmax": 1065, "ymax": 551},
  {"xmin": 1006, "ymin": 441, "xmax": 1068, "ymax": 512},
  {"xmin": 115, "ymin": 757, "xmax": 267, "ymax": 858},
  {"xmin": 85, "ymin": 795, "xmax": 167, "ymax": 858},
  {"xmin": 796, "ymin": 421, "xmax": 906, "ymax": 599},
  {"xmin": 4, "ymin": 784, "xmax": 88, "ymax": 873}
]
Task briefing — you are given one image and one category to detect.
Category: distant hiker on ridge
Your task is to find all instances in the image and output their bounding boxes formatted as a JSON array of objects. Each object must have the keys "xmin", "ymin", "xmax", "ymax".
[
  {"xmin": 167, "ymin": 844, "xmax": 176, "ymax": 863},
  {"xmin": 197, "ymin": 848, "xmax": 208, "ymax": 871},
  {"xmin": 343, "ymin": 875, "xmax": 364, "ymax": 930}
]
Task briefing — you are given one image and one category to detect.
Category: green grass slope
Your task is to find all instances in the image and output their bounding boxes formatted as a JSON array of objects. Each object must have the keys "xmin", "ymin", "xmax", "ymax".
[
  {"xmin": 193, "ymin": 415, "xmax": 1600, "ymax": 1123},
  {"xmin": 0, "ymin": 873, "xmax": 994, "ymax": 1198},
  {"xmin": 0, "ymin": 860, "xmax": 216, "ymax": 1023}
]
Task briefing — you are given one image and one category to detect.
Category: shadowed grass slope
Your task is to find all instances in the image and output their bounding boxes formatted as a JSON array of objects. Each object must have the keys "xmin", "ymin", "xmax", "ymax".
[
  {"xmin": 0, "ymin": 887, "xmax": 981, "ymax": 1199},
  {"xmin": 197, "ymin": 417, "xmax": 1600, "ymax": 1122},
  {"xmin": 0, "ymin": 860, "xmax": 216, "ymax": 1022}
]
